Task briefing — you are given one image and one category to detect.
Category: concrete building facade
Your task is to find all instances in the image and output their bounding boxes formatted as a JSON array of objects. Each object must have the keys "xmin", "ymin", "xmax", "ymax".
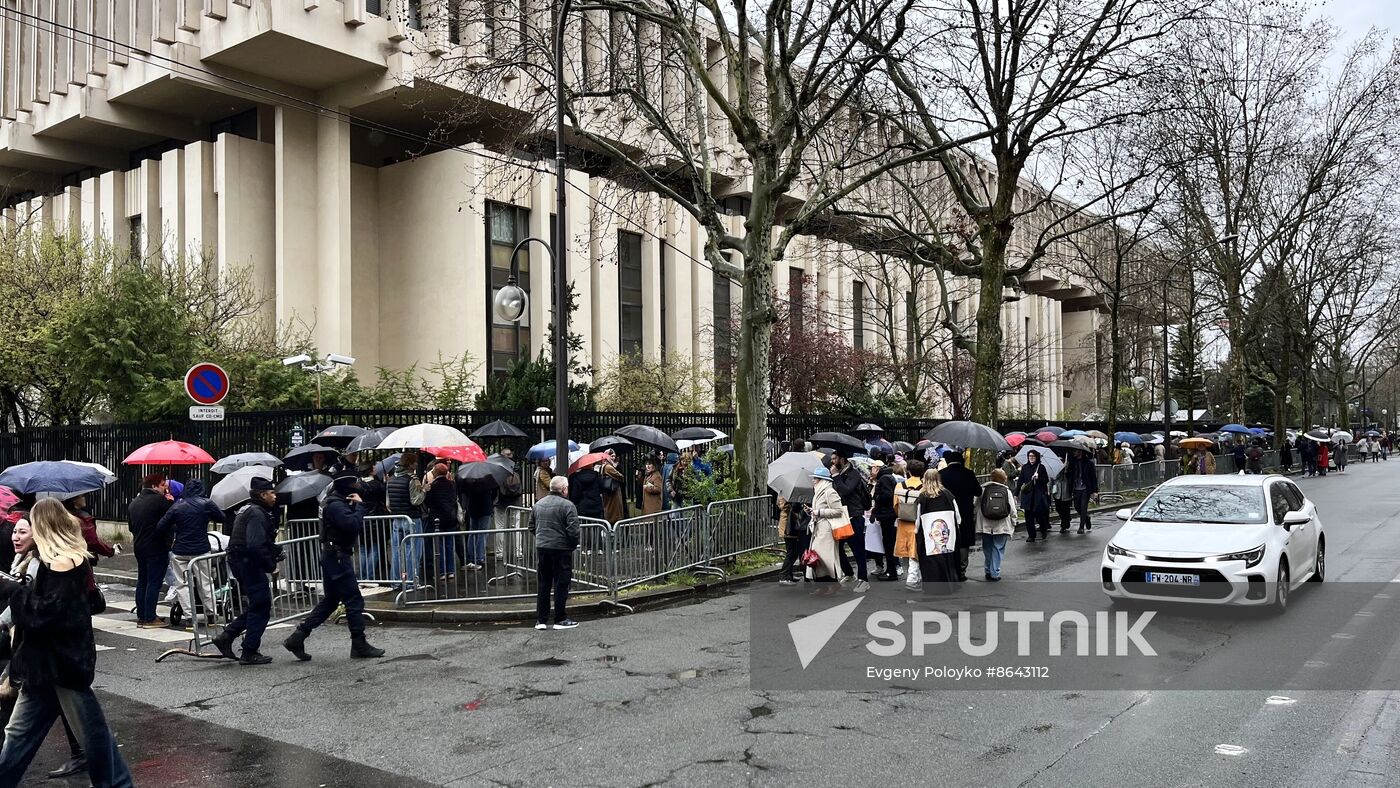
[{"xmin": 0, "ymin": 0, "xmax": 1111, "ymax": 418}]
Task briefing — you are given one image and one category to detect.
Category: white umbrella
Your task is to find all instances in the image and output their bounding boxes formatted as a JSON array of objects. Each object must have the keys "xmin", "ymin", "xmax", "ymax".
[
  {"xmin": 550, "ymin": 445, "xmax": 591, "ymax": 472},
  {"xmin": 1332, "ymin": 430, "xmax": 1354, "ymax": 443},
  {"xmin": 1016, "ymin": 445, "xmax": 1064, "ymax": 479},
  {"xmin": 210, "ymin": 466, "xmax": 273, "ymax": 510},
  {"xmin": 378, "ymin": 423, "xmax": 473, "ymax": 450},
  {"xmin": 60, "ymin": 460, "xmax": 117, "ymax": 485}
]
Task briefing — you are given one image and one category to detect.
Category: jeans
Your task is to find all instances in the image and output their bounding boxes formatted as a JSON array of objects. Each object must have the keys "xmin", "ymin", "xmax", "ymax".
[
  {"xmin": 390, "ymin": 517, "xmax": 425, "ymax": 585},
  {"xmin": 133, "ymin": 551, "xmax": 169, "ymax": 622},
  {"xmin": 466, "ymin": 514, "xmax": 492, "ymax": 565},
  {"xmin": 536, "ymin": 548, "xmax": 573, "ymax": 624},
  {"xmin": 224, "ymin": 555, "xmax": 271, "ymax": 654},
  {"xmin": 356, "ymin": 519, "xmax": 383, "ymax": 581},
  {"xmin": 779, "ymin": 533, "xmax": 810, "ymax": 581},
  {"xmin": 170, "ymin": 553, "xmax": 216, "ymax": 623},
  {"xmin": 425, "ymin": 517, "xmax": 458, "ymax": 577},
  {"xmin": 981, "ymin": 534, "xmax": 1009, "ymax": 578},
  {"xmin": 0, "ymin": 684, "xmax": 132, "ymax": 788},
  {"xmin": 300, "ymin": 548, "xmax": 366, "ymax": 636},
  {"xmin": 837, "ymin": 519, "xmax": 868, "ymax": 581},
  {"xmin": 877, "ymin": 517, "xmax": 898, "ymax": 577}
]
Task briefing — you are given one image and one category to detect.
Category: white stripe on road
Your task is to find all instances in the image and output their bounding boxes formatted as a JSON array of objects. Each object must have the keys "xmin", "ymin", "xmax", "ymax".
[
  {"xmin": 1214, "ymin": 744, "xmax": 1249, "ymax": 756},
  {"xmin": 90, "ymin": 615, "xmax": 194, "ymax": 644}
]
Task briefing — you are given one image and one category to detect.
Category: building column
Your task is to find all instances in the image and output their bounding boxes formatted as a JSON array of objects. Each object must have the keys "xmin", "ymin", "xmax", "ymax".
[
  {"xmin": 274, "ymin": 105, "xmax": 318, "ymax": 341},
  {"xmin": 316, "ymin": 110, "xmax": 354, "ymax": 357}
]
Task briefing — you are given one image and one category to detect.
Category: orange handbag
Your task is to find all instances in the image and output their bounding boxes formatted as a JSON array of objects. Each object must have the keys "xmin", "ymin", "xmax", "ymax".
[{"xmin": 832, "ymin": 522, "xmax": 855, "ymax": 541}]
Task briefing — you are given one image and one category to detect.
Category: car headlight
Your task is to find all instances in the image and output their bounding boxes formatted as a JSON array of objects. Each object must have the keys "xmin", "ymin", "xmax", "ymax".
[
  {"xmin": 1106, "ymin": 543, "xmax": 1140, "ymax": 561},
  {"xmin": 1214, "ymin": 545, "xmax": 1265, "ymax": 568}
]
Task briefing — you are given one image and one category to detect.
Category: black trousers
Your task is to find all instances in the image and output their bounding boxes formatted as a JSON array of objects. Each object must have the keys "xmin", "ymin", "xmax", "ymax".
[
  {"xmin": 780, "ymin": 533, "xmax": 810, "ymax": 580},
  {"xmin": 299, "ymin": 549, "xmax": 366, "ymax": 636},
  {"xmin": 837, "ymin": 519, "xmax": 868, "ymax": 580},
  {"xmin": 225, "ymin": 555, "xmax": 271, "ymax": 654},
  {"xmin": 536, "ymin": 548, "xmax": 573, "ymax": 624},
  {"xmin": 878, "ymin": 516, "xmax": 898, "ymax": 577},
  {"xmin": 1055, "ymin": 499, "xmax": 1073, "ymax": 531},
  {"xmin": 1073, "ymin": 489, "xmax": 1092, "ymax": 527}
]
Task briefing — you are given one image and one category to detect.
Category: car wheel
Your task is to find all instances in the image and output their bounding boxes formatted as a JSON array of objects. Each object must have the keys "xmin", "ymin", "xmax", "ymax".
[
  {"xmin": 1271, "ymin": 560, "xmax": 1289, "ymax": 615},
  {"xmin": 1309, "ymin": 538, "xmax": 1325, "ymax": 582}
]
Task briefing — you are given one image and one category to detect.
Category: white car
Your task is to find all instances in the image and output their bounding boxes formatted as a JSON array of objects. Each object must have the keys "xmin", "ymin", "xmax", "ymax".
[{"xmin": 1101, "ymin": 474, "xmax": 1324, "ymax": 613}]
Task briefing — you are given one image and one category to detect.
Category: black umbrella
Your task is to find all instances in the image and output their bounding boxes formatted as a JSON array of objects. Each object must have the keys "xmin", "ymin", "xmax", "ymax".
[
  {"xmin": 809, "ymin": 432, "xmax": 865, "ymax": 456},
  {"xmin": 1047, "ymin": 439, "xmax": 1082, "ymax": 453},
  {"xmin": 456, "ymin": 460, "xmax": 513, "ymax": 487},
  {"xmin": 671, "ymin": 426, "xmax": 725, "ymax": 441},
  {"xmin": 470, "ymin": 419, "xmax": 529, "ymax": 440},
  {"xmin": 852, "ymin": 423, "xmax": 884, "ymax": 437},
  {"xmin": 590, "ymin": 435, "xmax": 634, "ymax": 453},
  {"xmin": 276, "ymin": 471, "xmax": 332, "ymax": 504},
  {"xmin": 313, "ymin": 425, "xmax": 367, "ymax": 448},
  {"xmin": 616, "ymin": 424, "xmax": 681, "ymax": 453},
  {"xmin": 923, "ymin": 421, "xmax": 1012, "ymax": 452},
  {"xmin": 344, "ymin": 426, "xmax": 396, "ymax": 455},
  {"xmin": 284, "ymin": 443, "xmax": 341, "ymax": 472},
  {"xmin": 891, "ymin": 441, "xmax": 915, "ymax": 454}
]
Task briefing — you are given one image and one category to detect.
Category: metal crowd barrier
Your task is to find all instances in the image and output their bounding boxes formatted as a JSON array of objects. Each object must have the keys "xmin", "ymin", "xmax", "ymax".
[
  {"xmin": 703, "ymin": 496, "xmax": 779, "ymax": 572},
  {"xmin": 611, "ymin": 506, "xmax": 709, "ymax": 593}
]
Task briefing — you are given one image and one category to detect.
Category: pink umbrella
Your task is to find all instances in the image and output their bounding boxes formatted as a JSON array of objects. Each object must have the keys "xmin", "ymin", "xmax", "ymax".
[
  {"xmin": 1035, "ymin": 430, "xmax": 1059, "ymax": 444},
  {"xmin": 423, "ymin": 443, "xmax": 488, "ymax": 464},
  {"xmin": 0, "ymin": 485, "xmax": 18, "ymax": 515},
  {"xmin": 1004, "ymin": 433, "xmax": 1028, "ymax": 448},
  {"xmin": 123, "ymin": 440, "xmax": 215, "ymax": 465}
]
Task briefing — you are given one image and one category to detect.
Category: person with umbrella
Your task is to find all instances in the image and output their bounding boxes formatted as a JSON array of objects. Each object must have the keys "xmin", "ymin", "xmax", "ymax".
[
  {"xmin": 600, "ymin": 450, "xmax": 628, "ymax": 524},
  {"xmin": 423, "ymin": 462, "xmax": 461, "ymax": 580},
  {"xmin": 915, "ymin": 469, "xmax": 961, "ymax": 595},
  {"xmin": 1180, "ymin": 439, "xmax": 1217, "ymax": 475},
  {"xmin": 384, "ymin": 450, "xmax": 426, "ymax": 587},
  {"xmin": 1297, "ymin": 435, "xmax": 1317, "ymax": 477},
  {"xmin": 828, "ymin": 451, "xmax": 872, "ymax": 593},
  {"xmin": 641, "ymin": 459, "xmax": 664, "ymax": 516},
  {"xmin": 776, "ymin": 490, "xmax": 811, "ymax": 585},
  {"xmin": 1280, "ymin": 435, "xmax": 1294, "ymax": 472},
  {"xmin": 281, "ymin": 475, "xmax": 386, "ymax": 661},
  {"xmin": 457, "ymin": 468, "xmax": 496, "ymax": 572},
  {"xmin": 1334, "ymin": 435, "xmax": 1348, "ymax": 474},
  {"xmin": 804, "ymin": 467, "xmax": 844, "ymax": 596},
  {"xmin": 210, "ymin": 476, "xmax": 282, "ymax": 665},
  {"xmin": 126, "ymin": 473, "xmax": 173, "ymax": 628},
  {"xmin": 1015, "ymin": 450, "xmax": 1052, "ymax": 543},
  {"xmin": 1066, "ymin": 449, "xmax": 1098, "ymax": 533},
  {"xmin": 156, "ymin": 480, "xmax": 226, "ymax": 629},
  {"xmin": 533, "ymin": 457, "xmax": 553, "ymax": 503},
  {"xmin": 569, "ymin": 458, "xmax": 606, "ymax": 524},
  {"xmin": 937, "ymin": 450, "xmax": 980, "ymax": 582},
  {"xmin": 871, "ymin": 459, "xmax": 900, "ymax": 582},
  {"xmin": 1317, "ymin": 438, "xmax": 1330, "ymax": 476}
]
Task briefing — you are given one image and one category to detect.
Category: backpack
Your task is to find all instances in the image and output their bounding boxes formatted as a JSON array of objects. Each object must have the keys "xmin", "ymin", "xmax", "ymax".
[
  {"xmin": 895, "ymin": 479, "xmax": 922, "ymax": 521},
  {"xmin": 980, "ymin": 484, "xmax": 1012, "ymax": 520}
]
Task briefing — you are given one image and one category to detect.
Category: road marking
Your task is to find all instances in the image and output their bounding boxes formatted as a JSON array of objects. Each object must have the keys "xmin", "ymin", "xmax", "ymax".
[
  {"xmin": 1265, "ymin": 696, "xmax": 1297, "ymax": 706},
  {"xmin": 1214, "ymin": 744, "xmax": 1249, "ymax": 756},
  {"xmin": 91, "ymin": 615, "xmax": 194, "ymax": 644},
  {"xmin": 1376, "ymin": 594, "xmax": 1392, "ymax": 599},
  {"xmin": 1355, "ymin": 611, "xmax": 1376, "ymax": 617},
  {"xmin": 96, "ymin": 645, "xmax": 114, "ymax": 652},
  {"xmin": 1304, "ymin": 660, "xmax": 1328, "ymax": 668},
  {"xmin": 1332, "ymin": 633, "xmax": 1357, "ymax": 640}
]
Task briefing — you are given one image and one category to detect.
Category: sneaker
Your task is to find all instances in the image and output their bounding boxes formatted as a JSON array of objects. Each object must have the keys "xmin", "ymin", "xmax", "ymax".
[
  {"xmin": 778, "ymin": 578, "xmax": 796, "ymax": 585},
  {"xmin": 534, "ymin": 622, "xmax": 548, "ymax": 631},
  {"xmin": 838, "ymin": 575, "xmax": 855, "ymax": 585},
  {"xmin": 553, "ymin": 619, "xmax": 579, "ymax": 630},
  {"xmin": 874, "ymin": 573, "xmax": 897, "ymax": 582},
  {"xmin": 853, "ymin": 580, "xmax": 870, "ymax": 593},
  {"xmin": 137, "ymin": 617, "xmax": 168, "ymax": 629},
  {"xmin": 1077, "ymin": 526, "xmax": 1086, "ymax": 534}
]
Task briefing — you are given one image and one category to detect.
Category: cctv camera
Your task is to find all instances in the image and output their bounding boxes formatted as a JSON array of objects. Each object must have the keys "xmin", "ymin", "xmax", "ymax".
[
  {"xmin": 325, "ymin": 353, "xmax": 356, "ymax": 366},
  {"xmin": 282, "ymin": 354, "xmax": 312, "ymax": 366}
]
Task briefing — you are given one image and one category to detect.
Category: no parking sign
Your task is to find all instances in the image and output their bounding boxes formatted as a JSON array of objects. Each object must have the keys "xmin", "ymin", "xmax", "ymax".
[{"xmin": 185, "ymin": 364, "xmax": 229, "ymax": 421}]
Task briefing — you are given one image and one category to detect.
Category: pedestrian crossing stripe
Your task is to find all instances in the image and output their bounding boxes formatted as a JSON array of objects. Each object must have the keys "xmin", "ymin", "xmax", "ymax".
[{"xmin": 91, "ymin": 615, "xmax": 191, "ymax": 644}]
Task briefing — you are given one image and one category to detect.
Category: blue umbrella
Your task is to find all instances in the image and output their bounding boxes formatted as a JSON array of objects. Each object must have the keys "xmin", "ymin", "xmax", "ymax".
[
  {"xmin": 375, "ymin": 453, "xmax": 402, "ymax": 477},
  {"xmin": 1113, "ymin": 432, "xmax": 1145, "ymax": 445},
  {"xmin": 0, "ymin": 461, "xmax": 113, "ymax": 495},
  {"xmin": 527, "ymin": 439, "xmax": 579, "ymax": 461},
  {"xmin": 1248, "ymin": 427, "xmax": 1267, "ymax": 435},
  {"xmin": 1060, "ymin": 429, "xmax": 1087, "ymax": 438},
  {"xmin": 1220, "ymin": 423, "xmax": 1251, "ymax": 435}
]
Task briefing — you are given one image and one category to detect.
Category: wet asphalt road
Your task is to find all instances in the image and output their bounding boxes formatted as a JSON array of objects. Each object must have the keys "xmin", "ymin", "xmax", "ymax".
[{"xmin": 28, "ymin": 460, "xmax": 1400, "ymax": 787}]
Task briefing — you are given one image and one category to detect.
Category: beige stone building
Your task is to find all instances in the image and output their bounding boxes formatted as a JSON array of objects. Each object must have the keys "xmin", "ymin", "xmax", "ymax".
[{"xmin": 0, "ymin": 0, "xmax": 1115, "ymax": 418}]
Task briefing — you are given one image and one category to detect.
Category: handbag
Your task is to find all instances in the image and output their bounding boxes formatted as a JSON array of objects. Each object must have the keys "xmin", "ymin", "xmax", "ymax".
[
  {"xmin": 800, "ymin": 548, "xmax": 821, "ymax": 567},
  {"xmin": 88, "ymin": 585, "xmax": 107, "ymax": 615},
  {"xmin": 832, "ymin": 522, "xmax": 855, "ymax": 541}
]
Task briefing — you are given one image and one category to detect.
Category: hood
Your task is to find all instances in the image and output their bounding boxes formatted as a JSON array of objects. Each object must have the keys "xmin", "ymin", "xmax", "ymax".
[
  {"xmin": 1114, "ymin": 521, "xmax": 1271, "ymax": 557},
  {"xmin": 184, "ymin": 480, "xmax": 205, "ymax": 499}
]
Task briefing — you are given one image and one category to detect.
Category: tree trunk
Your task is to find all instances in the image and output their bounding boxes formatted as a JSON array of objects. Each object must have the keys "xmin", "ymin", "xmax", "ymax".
[
  {"xmin": 734, "ymin": 184, "xmax": 780, "ymax": 498},
  {"xmin": 1106, "ymin": 303, "xmax": 1122, "ymax": 442},
  {"xmin": 969, "ymin": 228, "xmax": 1009, "ymax": 428}
]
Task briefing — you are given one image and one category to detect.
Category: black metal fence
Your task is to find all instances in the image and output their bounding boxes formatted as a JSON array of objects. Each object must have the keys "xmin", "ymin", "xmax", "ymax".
[{"xmin": 0, "ymin": 408, "xmax": 1217, "ymax": 521}]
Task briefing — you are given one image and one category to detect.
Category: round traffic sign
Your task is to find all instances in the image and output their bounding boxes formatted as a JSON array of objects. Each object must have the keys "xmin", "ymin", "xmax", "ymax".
[{"xmin": 185, "ymin": 363, "xmax": 229, "ymax": 405}]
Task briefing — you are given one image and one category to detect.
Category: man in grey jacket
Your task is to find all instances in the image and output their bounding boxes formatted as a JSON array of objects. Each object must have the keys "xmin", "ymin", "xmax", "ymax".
[{"xmin": 529, "ymin": 476, "xmax": 581, "ymax": 630}]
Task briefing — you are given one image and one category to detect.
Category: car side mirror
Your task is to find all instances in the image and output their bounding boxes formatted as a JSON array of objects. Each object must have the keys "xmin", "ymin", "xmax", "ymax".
[
  {"xmin": 1115, "ymin": 507, "xmax": 1134, "ymax": 521},
  {"xmin": 1282, "ymin": 511, "xmax": 1309, "ymax": 527}
]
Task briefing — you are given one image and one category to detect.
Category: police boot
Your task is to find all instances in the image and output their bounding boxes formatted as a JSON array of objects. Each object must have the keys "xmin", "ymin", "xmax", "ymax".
[
  {"xmin": 282, "ymin": 628, "xmax": 312, "ymax": 662},
  {"xmin": 238, "ymin": 650, "xmax": 272, "ymax": 666},
  {"xmin": 349, "ymin": 633, "xmax": 385, "ymax": 659},
  {"xmin": 209, "ymin": 631, "xmax": 238, "ymax": 660}
]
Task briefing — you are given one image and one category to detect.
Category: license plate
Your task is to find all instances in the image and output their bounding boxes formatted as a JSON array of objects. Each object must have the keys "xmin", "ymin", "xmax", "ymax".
[{"xmin": 1145, "ymin": 572, "xmax": 1200, "ymax": 586}]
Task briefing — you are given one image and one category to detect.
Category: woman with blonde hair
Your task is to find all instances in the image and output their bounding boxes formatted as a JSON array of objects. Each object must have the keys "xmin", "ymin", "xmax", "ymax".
[
  {"xmin": 916, "ymin": 469, "xmax": 961, "ymax": 595},
  {"xmin": 0, "ymin": 499, "xmax": 132, "ymax": 787}
]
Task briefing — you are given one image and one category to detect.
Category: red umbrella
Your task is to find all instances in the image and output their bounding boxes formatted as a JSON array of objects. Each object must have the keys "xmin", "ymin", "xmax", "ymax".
[
  {"xmin": 1004, "ymin": 433, "xmax": 1028, "ymax": 448},
  {"xmin": 123, "ymin": 440, "xmax": 214, "ymax": 465},
  {"xmin": 423, "ymin": 443, "xmax": 488, "ymax": 464},
  {"xmin": 568, "ymin": 451, "xmax": 611, "ymax": 474},
  {"xmin": 1035, "ymin": 430, "xmax": 1059, "ymax": 443}
]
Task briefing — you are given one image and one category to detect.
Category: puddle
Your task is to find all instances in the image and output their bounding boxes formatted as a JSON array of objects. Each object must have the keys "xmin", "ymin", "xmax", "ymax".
[
  {"xmin": 383, "ymin": 654, "xmax": 440, "ymax": 664},
  {"xmin": 667, "ymin": 668, "xmax": 721, "ymax": 681},
  {"xmin": 748, "ymin": 704, "xmax": 773, "ymax": 719},
  {"xmin": 510, "ymin": 657, "xmax": 571, "ymax": 668}
]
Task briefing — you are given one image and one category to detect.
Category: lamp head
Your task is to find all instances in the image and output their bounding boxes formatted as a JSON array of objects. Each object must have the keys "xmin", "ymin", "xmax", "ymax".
[{"xmin": 494, "ymin": 281, "xmax": 528, "ymax": 323}]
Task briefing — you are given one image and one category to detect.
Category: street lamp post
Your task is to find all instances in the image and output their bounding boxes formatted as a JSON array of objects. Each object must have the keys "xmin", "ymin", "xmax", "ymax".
[
  {"xmin": 494, "ymin": 3, "xmax": 574, "ymax": 478},
  {"xmin": 1161, "ymin": 277, "xmax": 1171, "ymax": 458}
]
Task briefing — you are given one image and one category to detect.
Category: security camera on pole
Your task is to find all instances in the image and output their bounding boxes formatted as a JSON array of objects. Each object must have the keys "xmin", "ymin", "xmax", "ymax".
[{"xmin": 283, "ymin": 353, "xmax": 355, "ymax": 409}]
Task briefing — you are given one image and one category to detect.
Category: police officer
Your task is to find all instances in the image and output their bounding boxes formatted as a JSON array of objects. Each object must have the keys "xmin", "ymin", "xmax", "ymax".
[
  {"xmin": 282, "ymin": 474, "xmax": 386, "ymax": 660},
  {"xmin": 211, "ymin": 476, "xmax": 282, "ymax": 665}
]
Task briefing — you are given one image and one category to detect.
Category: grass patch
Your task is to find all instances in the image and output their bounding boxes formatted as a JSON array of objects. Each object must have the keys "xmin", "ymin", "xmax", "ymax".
[{"xmin": 618, "ymin": 549, "xmax": 783, "ymax": 596}]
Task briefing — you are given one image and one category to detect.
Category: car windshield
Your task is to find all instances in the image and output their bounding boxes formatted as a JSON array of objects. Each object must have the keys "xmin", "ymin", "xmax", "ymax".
[{"xmin": 1132, "ymin": 485, "xmax": 1267, "ymax": 525}]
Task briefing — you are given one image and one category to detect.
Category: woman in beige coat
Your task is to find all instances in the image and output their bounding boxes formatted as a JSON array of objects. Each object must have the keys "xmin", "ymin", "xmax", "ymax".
[
  {"xmin": 805, "ymin": 466, "xmax": 844, "ymax": 595},
  {"xmin": 976, "ymin": 468, "xmax": 1018, "ymax": 581}
]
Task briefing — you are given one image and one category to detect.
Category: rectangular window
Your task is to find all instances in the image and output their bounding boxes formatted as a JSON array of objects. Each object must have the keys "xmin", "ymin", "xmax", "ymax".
[
  {"xmin": 484, "ymin": 0, "xmax": 498, "ymax": 56},
  {"xmin": 659, "ymin": 242, "xmax": 669, "ymax": 357},
  {"xmin": 905, "ymin": 291, "xmax": 916, "ymax": 360},
  {"xmin": 448, "ymin": 0, "xmax": 462, "ymax": 44},
  {"xmin": 951, "ymin": 299, "xmax": 960, "ymax": 326},
  {"xmin": 128, "ymin": 216, "xmax": 142, "ymax": 260},
  {"xmin": 366, "ymin": 0, "xmax": 382, "ymax": 14},
  {"xmin": 487, "ymin": 202, "xmax": 531, "ymax": 378},
  {"xmin": 852, "ymin": 280, "xmax": 865, "ymax": 350},
  {"xmin": 714, "ymin": 271, "xmax": 733, "ymax": 406},
  {"xmin": 788, "ymin": 267, "xmax": 805, "ymax": 336},
  {"xmin": 406, "ymin": 0, "xmax": 422, "ymax": 29},
  {"xmin": 618, "ymin": 231, "xmax": 643, "ymax": 357}
]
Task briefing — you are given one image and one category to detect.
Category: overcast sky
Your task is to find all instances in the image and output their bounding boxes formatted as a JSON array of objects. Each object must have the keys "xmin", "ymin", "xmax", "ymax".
[{"xmin": 1318, "ymin": 0, "xmax": 1400, "ymax": 67}]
